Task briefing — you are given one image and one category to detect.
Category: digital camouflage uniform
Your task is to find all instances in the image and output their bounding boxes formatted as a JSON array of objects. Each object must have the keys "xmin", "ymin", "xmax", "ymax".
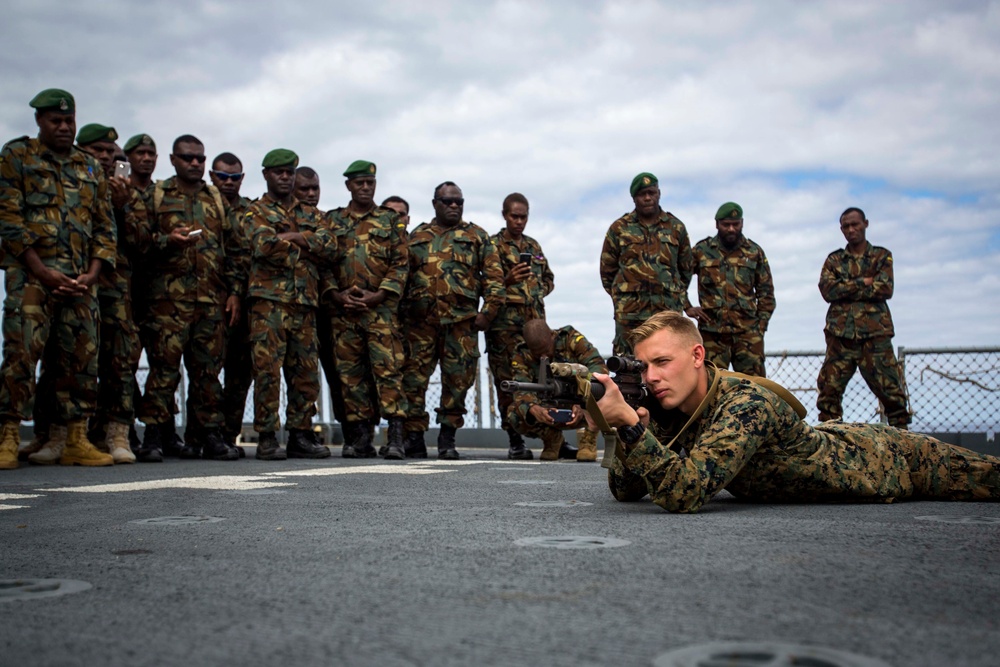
[
  {"xmin": 400, "ymin": 219, "xmax": 505, "ymax": 432},
  {"xmin": 609, "ymin": 366, "xmax": 1000, "ymax": 513},
  {"xmin": 138, "ymin": 176, "xmax": 245, "ymax": 430},
  {"xmin": 221, "ymin": 194, "xmax": 255, "ymax": 438},
  {"xmin": 692, "ymin": 234, "xmax": 775, "ymax": 376},
  {"xmin": 0, "ymin": 137, "xmax": 116, "ymax": 423},
  {"xmin": 600, "ymin": 210, "xmax": 693, "ymax": 355},
  {"xmin": 506, "ymin": 326, "xmax": 606, "ymax": 440},
  {"xmin": 817, "ymin": 242, "xmax": 909, "ymax": 427},
  {"xmin": 245, "ymin": 194, "xmax": 336, "ymax": 432},
  {"xmin": 486, "ymin": 229, "xmax": 554, "ymax": 434},
  {"xmin": 327, "ymin": 205, "xmax": 408, "ymax": 424}
]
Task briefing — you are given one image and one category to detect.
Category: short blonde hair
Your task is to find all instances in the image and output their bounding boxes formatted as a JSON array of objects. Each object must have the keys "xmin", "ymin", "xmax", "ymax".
[{"xmin": 627, "ymin": 311, "xmax": 702, "ymax": 348}]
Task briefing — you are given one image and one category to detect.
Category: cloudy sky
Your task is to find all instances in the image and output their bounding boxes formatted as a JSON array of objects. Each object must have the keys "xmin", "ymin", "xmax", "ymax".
[{"xmin": 3, "ymin": 0, "xmax": 998, "ymax": 356}]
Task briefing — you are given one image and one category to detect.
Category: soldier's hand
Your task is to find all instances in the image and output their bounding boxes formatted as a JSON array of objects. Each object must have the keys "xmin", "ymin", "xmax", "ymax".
[
  {"xmin": 357, "ymin": 289, "xmax": 387, "ymax": 308},
  {"xmin": 567, "ymin": 404, "xmax": 586, "ymax": 427},
  {"xmin": 505, "ymin": 262, "xmax": 531, "ymax": 285},
  {"xmin": 225, "ymin": 295, "xmax": 240, "ymax": 326},
  {"xmin": 109, "ymin": 177, "xmax": 130, "ymax": 209},
  {"xmin": 169, "ymin": 227, "xmax": 196, "ymax": 246},
  {"xmin": 473, "ymin": 312, "xmax": 491, "ymax": 331},
  {"xmin": 591, "ymin": 373, "xmax": 640, "ymax": 428},
  {"xmin": 529, "ymin": 404, "xmax": 555, "ymax": 426},
  {"xmin": 863, "ymin": 276, "xmax": 874, "ymax": 286},
  {"xmin": 685, "ymin": 306, "xmax": 709, "ymax": 324},
  {"xmin": 37, "ymin": 268, "xmax": 82, "ymax": 296},
  {"xmin": 334, "ymin": 288, "xmax": 367, "ymax": 312}
]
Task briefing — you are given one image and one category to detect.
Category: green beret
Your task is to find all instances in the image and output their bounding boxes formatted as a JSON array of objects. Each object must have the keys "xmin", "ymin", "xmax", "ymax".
[
  {"xmin": 262, "ymin": 148, "xmax": 299, "ymax": 169},
  {"xmin": 343, "ymin": 160, "xmax": 376, "ymax": 179},
  {"xmin": 630, "ymin": 172, "xmax": 658, "ymax": 197},
  {"xmin": 123, "ymin": 133, "xmax": 155, "ymax": 153},
  {"xmin": 715, "ymin": 202, "xmax": 743, "ymax": 221},
  {"xmin": 29, "ymin": 88, "xmax": 75, "ymax": 113},
  {"xmin": 76, "ymin": 123, "xmax": 118, "ymax": 146}
]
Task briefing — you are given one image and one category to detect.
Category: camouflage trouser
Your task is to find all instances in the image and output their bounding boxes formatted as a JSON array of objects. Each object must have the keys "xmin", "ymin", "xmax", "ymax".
[
  {"xmin": 250, "ymin": 300, "xmax": 318, "ymax": 432},
  {"xmin": 0, "ymin": 267, "xmax": 98, "ymax": 423},
  {"xmin": 612, "ymin": 318, "xmax": 650, "ymax": 357},
  {"xmin": 95, "ymin": 292, "xmax": 141, "ymax": 425},
  {"xmin": 817, "ymin": 333, "xmax": 910, "ymax": 427},
  {"xmin": 221, "ymin": 304, "xmax": 253, "ymax": 437},
  {"xmin": 701, "ymin": 330, "xmax": 766, "ymax": 377},
  {"xmin": 332, "ymin": 307, "xmax": 404, "ymax": 424},
  {"xmin": 317, "ymin": 304, "xmax": 348, "ymax": 424},
  {"xmin": 485, "ymin": 327, "xmax": 522, "ymax": 433},
  {"xmin": 139, "ymin": 300, "xmax": 225, "ymax": 428},
  {"xmin": 400, "ymin": 316, "xmax": 479, "ymax": 431}
]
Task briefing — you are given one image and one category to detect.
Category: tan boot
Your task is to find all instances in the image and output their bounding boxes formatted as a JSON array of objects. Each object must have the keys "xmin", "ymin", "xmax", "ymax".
[
  {"xmin": 539, "ymin": 429, "xmax": 565, "ymax": 461},
  {"xmin": 105, "ymin": 422, "xmax": 136, "ymax": 464},
  {"xmin": 0, "ymin": 422, "xmax": 19, "ymax": 470},
  {"xmin": 576, "ymin": 428, "xmax": 598, "ymax": 462},
  {"xmin": 28, "ymin": 425, "xmax": 67, "ymax": 465},
  {"xmin": 60, "ymin": 421, "xmax": 113, "ymax": 466}
]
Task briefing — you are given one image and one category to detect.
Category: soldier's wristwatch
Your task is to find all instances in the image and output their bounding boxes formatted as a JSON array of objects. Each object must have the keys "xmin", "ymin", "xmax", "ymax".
[{"xmin": 617, "ymin": 421, "xmax": 646, "ymax": 446}]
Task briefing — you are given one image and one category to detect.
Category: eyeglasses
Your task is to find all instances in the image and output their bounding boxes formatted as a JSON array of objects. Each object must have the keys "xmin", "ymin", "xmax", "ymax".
[
  {"xmin": 211, "ymin": 170, "xmax": 243, "ymax": 181},
  {"xmin": 436, "ymin": 197, "xmax": 464, "ymax": 207},
  {"xmin": 174, "ymin": 153, "xmax": 207, "ymax": 164}
]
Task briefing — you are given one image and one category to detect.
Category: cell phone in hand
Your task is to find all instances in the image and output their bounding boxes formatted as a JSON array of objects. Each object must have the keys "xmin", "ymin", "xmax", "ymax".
[
  {"xmin": 186, "ymin": 229, "xmax": 203, "ymax": 238},
  {"xmin": 519, "ymin": 252, "xmax": 532, "ymax": 265},
  {"xmin": 548, "ymin": 408, "xmax": 574, "ymax": 424},
  {"xmin": 113, "ymin": 161, "xmax": 131, "ymax": 180}
]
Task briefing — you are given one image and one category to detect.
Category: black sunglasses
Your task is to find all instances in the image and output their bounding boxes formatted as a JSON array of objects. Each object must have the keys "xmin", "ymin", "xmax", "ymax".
[
  {"xmin": 174, "ymin": 153, "xmax": 207, "ymax": 164},
  {"xmin": 211, "ymin": 170, "xmax": 244, "ymax": 181},
  {"xmin": 436, "ymin": 197, "xmax": 464, "ymax": 207}
]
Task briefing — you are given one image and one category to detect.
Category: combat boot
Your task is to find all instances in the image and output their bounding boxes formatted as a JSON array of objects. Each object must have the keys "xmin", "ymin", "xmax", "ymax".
[
  {"xmin": 180, "ymin": 423, "xmax": 202, "ymax": 459},
  {"xmin": 29, "ymin": 425, "xmax": 67, "ymax": 465},
  {"xmin": 437, "ymin": 425, "xmax": 460, "ymax": 460},
  {"xmin": 18, "ymin": 429, "xmax": 48, "ymax": 462},
  {"xmin": 404, "ymin": 430, "xmax": 427, "ymax": 459},
  {"xmin": 105, "ymin": 422, "xmax": 136, "ymax": 464},
  {"xmin": 506, "ymin": 429, "xmax": 533, "ymax": 460},
  {"xmin": 135, "ymin": 423, "xmax": 165, "ymax": 463},
  {"xmin": 60, "ymin": 421, "xmax": 114, "ymax": 466},
  {"xmin": 576, "ymin": 428, "xmax": 597, "ymax": 462},
  {"xmin": 383, "ymin": 418, "xmax": 406, "ymax": 460},
  {"xmin": 0, "ymin": 422, "xmax": 19, "ymax": 470},
  {"xmin": 341, "ymin": 422, "xmax": 358, "ymax": 458},
  {"xmin": 202, "ymin": 429, "xmax": 239, "ymax": 461},
  {"xmin": 255, "ymin": 431, "xmax": 286, "ymax": 461},
  {"xmin": 539, "ymin": 429, "xmax": 565, "ymax": 461},
  {"xmin": 354, "ymin": 424, "xmax": 377, "ymax": 458},
  {"xmin": 88, "ymin": 420, "xmax": 109, "ymax": 453},
  {"xmin": 288, "ymin": 429, "xmax": 331, "ymax": 459}
]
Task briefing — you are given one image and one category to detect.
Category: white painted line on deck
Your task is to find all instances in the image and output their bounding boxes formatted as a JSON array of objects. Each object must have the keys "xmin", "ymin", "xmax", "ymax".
[
  {"xmin": 263, "ymin": 466, "xmax": 453, "ymax": 477},
  {"xmin": 0, "ymin": 493, "xmax": 42, "ymax": 500},
  {"xmin": 0, "ymin": 504, "xmax": 29, "ymax": 511},
  {"xmin": 43, "ymin": 476, "xmax": 297, "ymax": 493}
]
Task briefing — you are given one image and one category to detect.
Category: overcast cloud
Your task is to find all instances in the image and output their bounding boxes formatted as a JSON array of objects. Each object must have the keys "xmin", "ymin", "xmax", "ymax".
[{"xmin": 2, "ymin": 0, "xmax": 998, "ymax": 354}]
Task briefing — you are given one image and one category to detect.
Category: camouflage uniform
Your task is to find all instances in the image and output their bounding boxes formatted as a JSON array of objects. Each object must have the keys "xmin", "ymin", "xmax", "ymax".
[
  {"xmin": 400, "ymin": 219, "xmax": 504, "ymax": 431},
  {"xmin": 506, "ymin": 326, "xmax": 606, "ymax": 440},
  {"xmin": 245, "ymin": 194, "xmax": 336, "ymax": 432},
  {"xmin": 138, "ymin": 176, "xmax": 245, "ymax": 430},
  {"xmin": 0, "ymin": 137, "xmax": 116, "ymax": 423},
  {"xmin": 220, "ymin": 194, "xmax": 255, "ymax": 438},
  {"xmin": 817, "ymin": 242, "xmax": 909, "ymax": 427},
  {"xmin": 485, "ymin": 229, "xmax": 554, "ymax": 435},
  {"xmin": 327, "ymin": 205, "xmax": 408, "ymax": 424},
  {"xmin": 609, "ymin": 366, "xmax": 1000, "ymax": 513},
  {"xmin": 692, "ymin": 234, "xmax": 775, "ymax": 376},
  {"xmin": 600, "ymin": 210, "xmax": 693, "ymax": 355}
]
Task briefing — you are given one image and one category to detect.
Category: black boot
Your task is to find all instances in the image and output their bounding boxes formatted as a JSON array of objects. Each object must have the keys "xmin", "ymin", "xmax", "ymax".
[
  {"xmin": 341, "ymin": 422, "xmax": 358, "ymax": 458},
  {"xmin": 354, "ymin": 424, "xmax": 377, "ymax": 458},
  {"xmin": 162, "ymin": 428, "xmax": 184, "ymax": 457},
  {"xmin": 383, "ymin": 418, "xmax": 406, "ymax": 460},
  {"xmin": 287, "ymin": 429, "xmax": 331, "ymax": 459},
  {"xmin": 224, "ymin": 431, "xmax": 246, "ymax": 458},
  {"xmin": 179, "ymin": 422, "xmax": 202, "ymax": 459},
  {"xmin": 255, "ymin": 431, "xmax": 286, "ymax": 461},
  {"xmin": 202, "ymin": 429, "xmax": 239, "ymax": 461},
  {"xmin": 404, "ymin": 430, "xmax": 427, "ymax": 458},
  {"xmin": 135, "ymin": 423, "xmax": 165, "ymax": 463},
  {"xmin": 558, "ymin": 441, "xmax": 579, "ymax": 459},
  {"xmin": 506, "ymin": 430, "xmax": 533, "ymax": 460},
  {"xmin": 437, "ymin": 425, "xmax": 460, "ymax": 460},
  {"xmin": 128, "ymin": 424, "xmax": 141, "ymax": 453}
]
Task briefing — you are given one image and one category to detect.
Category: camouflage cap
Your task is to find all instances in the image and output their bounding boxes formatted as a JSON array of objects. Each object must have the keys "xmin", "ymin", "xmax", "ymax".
[
  {"xmin": 262, "ymin": 148, "xmax": 299, "ymax": 169},
  {"xmin": 630, "ymin": 172, "xmax": 658, "ymax": 197},
  {"xmin": 344, "ymin": 160, "xmax": 376, "ymax": 179},
  {"xmin": 123, "ymin": 133, "xmax": 156, "ymax": 154},
  {"xmin": 29, "ymin": 88, "xmax": 75, "ymax": 113},
  {"xmin": 76, "ymin": 123, "xmax": 118, "ymax": 146},
  {"xmin": 715, "ymin": 202, "xmax": 743, "ymax": 220}
]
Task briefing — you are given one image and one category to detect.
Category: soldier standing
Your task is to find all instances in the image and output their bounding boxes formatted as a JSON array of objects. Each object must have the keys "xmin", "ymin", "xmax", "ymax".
[
  {"xmin": 245, "ymin": 149, "xmax": 336, "ymax": 460},
  {"xmin": 326, "ymin": 161, "xmax": 409, "ymax": 459},
  {"xmin": 687, "ymin": 202, "xmax": 775, "ymax": 377},
  {"xmin": 294, "ymin": 167, "xmax": 321, "ymax": 207},
  {"xmin": 600, "ymin": 172, "xmax": 693, "ymax": 355},
  {"xmin": 0, "ymin": 89, "xmax": 117, "ymax": 469},
  {"xmin": 399, "ymin": 182, "xmax": 505, "ymax": 459},
  {"xmin": 486, "ymin": 193, "xmax": 554, "ymax": 460},
  {"xmin": 817, "ymin": 207, "xmax": 910, "ymax": 428},
  {"xmin": 134, "ymin": 135, "xmax": 244, "ymax": 462}
]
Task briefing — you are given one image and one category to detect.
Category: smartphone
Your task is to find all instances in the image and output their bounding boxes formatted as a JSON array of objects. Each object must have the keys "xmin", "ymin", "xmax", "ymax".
[
  {"xmin": 548, "ymin": 408, "xmax": 574, "ymax": 424},
  {"xmin": 519, "ymin": 252, "xmax": 532, "ymax": 265},
  {"xmin": 114, "ymin": 161, "xmax": 131, "ymax": 180},
  {"xmin": 186, "ymin": 229, "xmax": 203, "ymax": 238}
]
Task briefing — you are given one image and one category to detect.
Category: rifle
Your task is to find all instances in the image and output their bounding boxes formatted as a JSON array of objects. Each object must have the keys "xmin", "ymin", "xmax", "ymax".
[{"xmin": 498, "ymin": 355, "xmax": 648, "ymax": 409}]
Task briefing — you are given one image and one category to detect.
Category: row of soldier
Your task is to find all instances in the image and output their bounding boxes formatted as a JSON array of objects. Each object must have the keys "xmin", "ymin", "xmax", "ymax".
[{"xmin": 0, "ymin": 87, "xmax": 907, "ymax": 471}]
